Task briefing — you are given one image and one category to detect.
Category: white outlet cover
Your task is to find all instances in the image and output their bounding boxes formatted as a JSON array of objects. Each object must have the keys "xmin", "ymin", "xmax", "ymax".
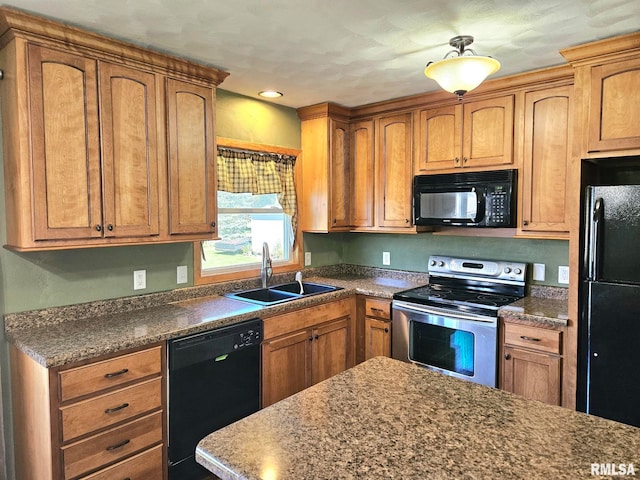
[
  {"xmin": 177, "ymin": 265, "xmax": 188, "ymax": 284},
  {"xmin": 304, "ymin": 252, "xmax": 312, "ymax": 266},
  {"xmin": 558, "ymin": 266, "xmax": 570, "ymax": 284},
  {"xmin": 133, "ymin": 269, "xmax": 146, "ymax": 290},
  {"xmin": 383, "ymin": 251, "xmax": 390, "ymax": 266}
]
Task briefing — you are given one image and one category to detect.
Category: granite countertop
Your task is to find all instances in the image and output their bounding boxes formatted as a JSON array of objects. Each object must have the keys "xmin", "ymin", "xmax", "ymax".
[
  {"xmin": 4, "ymin": 266, "xmax": 428, "ymax": 367},
  {"xmin": 499, "ymin": 295, "xmax": 569, "ymax": 328},
  {"xmin": 197, "ymin": 356, "xmax": 640, "ymax": 480}
]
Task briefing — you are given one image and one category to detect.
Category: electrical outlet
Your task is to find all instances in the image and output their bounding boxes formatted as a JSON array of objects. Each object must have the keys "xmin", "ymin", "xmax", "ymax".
[
  {"xmin": 133, "ymin": 270, "xmax": 146, "ymax": 290},
  {"xmin": 533, "ymin": 263, "xmax": 546, "ymax": 281},
  {"xmin": 382, "ymin": 251, "xmax": 391, "ymax": 266},
  {"xmin": 304, "ymin": 252, "xmax": 312, "ymax": 266},
  {"xmin": 177, "ymin": 265, "xmax": 188, "ymax": 284},
  {"xmin": 558, "ymin": 266, "xmax": 570, "ymax": 284}
]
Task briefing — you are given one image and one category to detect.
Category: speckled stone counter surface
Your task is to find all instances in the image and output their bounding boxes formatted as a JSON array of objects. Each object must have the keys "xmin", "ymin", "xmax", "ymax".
[
  {"xmin": 4, "ymin": 265, "xmax": 428, "ymax": 367},
  {"xmin": 499, "ymin": 295, "xmax": 569, "ymax": 328},
  {"xmin": 197, "ymin": 356, "xmax": 639, "ymax": 480}
]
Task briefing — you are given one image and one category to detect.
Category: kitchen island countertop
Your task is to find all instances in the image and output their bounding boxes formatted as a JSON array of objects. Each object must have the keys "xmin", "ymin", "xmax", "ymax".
[{"xmin": 197, "ymin": 356, "xmax": 639, "ymax": 480}]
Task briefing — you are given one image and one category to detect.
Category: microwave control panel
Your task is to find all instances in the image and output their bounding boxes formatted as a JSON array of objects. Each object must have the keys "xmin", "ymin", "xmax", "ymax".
[{"xmin": 485, "ymin": 190, "xmax": 511, "ymax": 226}]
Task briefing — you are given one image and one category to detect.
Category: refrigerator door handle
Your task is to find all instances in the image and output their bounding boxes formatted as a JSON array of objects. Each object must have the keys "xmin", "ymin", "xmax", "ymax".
[{"xmin": 589, "ymin": 197, "xmax": 603, "ymax": 280}]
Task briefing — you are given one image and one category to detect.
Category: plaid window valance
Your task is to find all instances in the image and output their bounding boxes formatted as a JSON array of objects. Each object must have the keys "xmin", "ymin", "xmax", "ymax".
[{"xmin": 217, "ymin": 146, "xmax": 298, "ymax": 243}]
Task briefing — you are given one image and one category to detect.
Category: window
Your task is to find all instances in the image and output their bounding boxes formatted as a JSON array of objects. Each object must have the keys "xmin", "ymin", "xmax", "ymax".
[{"xmin": 195, "ymin": 138, "xmax": 301, "ymax": 284}]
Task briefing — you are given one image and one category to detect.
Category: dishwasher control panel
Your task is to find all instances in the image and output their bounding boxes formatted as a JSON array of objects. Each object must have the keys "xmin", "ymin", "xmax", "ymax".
[{"xmin": 236, "ymin": 328, "xmax": 261, "ymax": 349}]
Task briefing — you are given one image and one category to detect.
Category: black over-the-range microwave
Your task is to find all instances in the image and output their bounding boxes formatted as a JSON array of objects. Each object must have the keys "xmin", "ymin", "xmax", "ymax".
[{"xmin": 413, "ymin": 169, "xmax": 517, "ymax": 227}]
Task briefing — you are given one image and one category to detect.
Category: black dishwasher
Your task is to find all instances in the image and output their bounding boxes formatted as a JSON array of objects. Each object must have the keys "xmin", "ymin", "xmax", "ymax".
[{"xmin": 168, "ymin": 318, "xmax": 262, "ymax": 480}]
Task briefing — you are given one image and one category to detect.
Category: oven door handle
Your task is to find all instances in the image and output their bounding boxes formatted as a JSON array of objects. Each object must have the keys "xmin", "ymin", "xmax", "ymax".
[{"xmin": 392, "ymin": 301, "xmax": 496, "ymax": 323}]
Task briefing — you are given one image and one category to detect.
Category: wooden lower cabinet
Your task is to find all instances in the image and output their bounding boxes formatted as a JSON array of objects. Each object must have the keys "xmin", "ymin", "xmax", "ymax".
[
  {"xmin": 10, "ymin": 344, "xmax": 166, "ymax": 480},
  {"xmin": 361, "ymin": 296, "xmax": 391, "ymax": 361},
  {"xmin": 500, "ymin": 318, "xmax": 563, "ymax": 406},
  {"xmin": 261, "ymin": 297, "xmax": 356, "ymax": 407}
]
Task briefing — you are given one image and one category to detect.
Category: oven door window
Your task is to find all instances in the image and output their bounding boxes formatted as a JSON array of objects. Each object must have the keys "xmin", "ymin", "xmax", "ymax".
[{"xmin": 409, "ymin": 321, "xmax": 474, "ymax": 377}]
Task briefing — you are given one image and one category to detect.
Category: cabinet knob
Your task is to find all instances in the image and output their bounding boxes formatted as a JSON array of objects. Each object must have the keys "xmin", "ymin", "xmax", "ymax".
[
  {"xmin": 454, "ymin": 157, "xmax": 460, "ymax": 164},
  {"xmin": 463, "ymin": 156, "xmax": 468, "ymax": 164},
  {"xmin": 308, "ymin": 336, "xmax": 313, "ymax": 342},
  {"xmin": 523, "ymin": 220, "xmax": 529, "ymax": 226},
  {"xmin": 210, "ymin": 221, "xmax": 216, "ymax": 228},
  {"xmin": 0, "ymin": 70, "xmax": 4, "ymax": 80},
  {"xmin": 405, "ymin": 218, "xmax": 409, "ymax": 224},
  {"xmin": 107, "ymin": 224, "xmax": 114, "ymax": 231},
  {"xmin": 384, "ymin": 328, "xmax": 389, "ymax": 333},
  {"xmin": 314, "ymin": 334, "xmax": 319, "ymax": 340},
  {"xmin": 333, "ymin": 219, "xmax": 337, "ymax": 224},
  {"xmin": 95, "ymin": 224, "xmax": 102, "ymax": 232},
  {"xmin": 504, "ymin": 353, "xmax": 511, "ymax": 360}
]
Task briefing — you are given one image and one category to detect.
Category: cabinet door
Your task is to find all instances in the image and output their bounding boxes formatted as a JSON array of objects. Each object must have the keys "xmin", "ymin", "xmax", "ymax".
[
  {"xmin": 588, "ymin": 58, "xmax": 640, "ymax": 152},
  {"xmin": 329, "ymin": 119, "xmax": 351, "ymax": 228},
  {"xmin": 311, "ymin": 317, "xmax": 351, "ymax": 385},
  {"xmin": 28, "ymin": 44, "xmax": 103, "ymax": 240},
  {"xmin": 521, "ymin": 86, "xmax": 572, "ymax": 233},
  {"xmin": 351, "ymin": 119, "xmax": 375, "ymax": 227},
  {"xmin": 99, "ymin": 62, "xmax": 159, "ymax": 238},
  {"xmin": 415, "ymin": 105, "xmax": 462, "ymax": 172},
  {"xmin": 166, "ymin": 78, "xmax": 217, "ymax": 236},
  {"xmin": 502, "ymin": 346, "xmax": 561, "ymax": 406},
  {"xmin": 262, "ymin": 330, "xmax": 311, "ymax": 407},
  {"xmin": 376, "ymin": 113, "xmax": 413, "ymax": 228},
  {"xmin": 462, "ymin": 96, "xmax": 514, "ymax": 168},
  {"xmin": 364, "ymin": 317, "xmax": 391, "ymax": 360}
]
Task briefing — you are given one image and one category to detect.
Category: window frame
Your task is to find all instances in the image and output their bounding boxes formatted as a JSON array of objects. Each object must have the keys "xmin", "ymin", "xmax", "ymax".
[{"xmin": 194, "ymin": 137, "xmax": 302, "ymax": 285}]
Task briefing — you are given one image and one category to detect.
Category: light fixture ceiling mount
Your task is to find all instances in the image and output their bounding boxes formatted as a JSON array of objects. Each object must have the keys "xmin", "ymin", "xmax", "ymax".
[{"xmin": 424, "ymin": 35, "xmax": 500, "ymax": 100}]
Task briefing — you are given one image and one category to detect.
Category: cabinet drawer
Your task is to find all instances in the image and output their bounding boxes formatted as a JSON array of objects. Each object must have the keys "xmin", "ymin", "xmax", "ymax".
[
  {"xmin": 504, "ymin": 323, "xmax": 561, "ymax": 354},
  {"xmin": 80, "ymin": 443, "xmax": 163, "ymax": 480},
  {"xmin": 60, "ymin": 377, "xmax": 162, "ymax": 442},
  {"xmin": 59, "ymin": 347, "xmax": 162, "ymax": 402},
  {"xmin": 364, "ymin": 298, "xmax": 390, "ymax": 320},
  {"xmin": 62, "ymin": 411, "xmax": 162, "ymax": 479}
]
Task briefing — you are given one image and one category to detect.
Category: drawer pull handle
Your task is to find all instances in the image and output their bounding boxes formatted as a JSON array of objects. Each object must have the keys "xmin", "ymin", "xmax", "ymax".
[
  {"xmin": 105, "ymin": 403, "xmax": 129, "ymax": 414},
  {"xmin": 371, "ymin": 308, "xmax": 385, "ymax": 314},
  {"xmin": 106, "ymin": 439, "xmax": 130, "ymax": 451},
  {"xmin": 520, "ymin": 335, "xmax": 541, "ymax": 342},
  {"xmin": 104, "ymin": 368, "xmax": 129, "ymax": 379}
]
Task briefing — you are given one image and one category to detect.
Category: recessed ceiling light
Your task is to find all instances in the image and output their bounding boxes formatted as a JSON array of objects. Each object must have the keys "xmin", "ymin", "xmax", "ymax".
[{"xmin": 258, "ymin": 90, "xmax": 283, "ymax": 98}]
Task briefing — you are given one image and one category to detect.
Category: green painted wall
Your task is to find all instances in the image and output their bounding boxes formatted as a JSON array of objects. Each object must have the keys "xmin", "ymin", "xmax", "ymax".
[{"xmin": 304, "ymin": 232, "xmax": 569, "ymax": 287}]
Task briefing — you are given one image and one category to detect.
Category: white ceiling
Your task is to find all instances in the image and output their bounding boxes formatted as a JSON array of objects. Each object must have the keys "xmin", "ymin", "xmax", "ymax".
[{"xmin": 2, "ymin": 0, "xmax": 639, "ymax": 108}]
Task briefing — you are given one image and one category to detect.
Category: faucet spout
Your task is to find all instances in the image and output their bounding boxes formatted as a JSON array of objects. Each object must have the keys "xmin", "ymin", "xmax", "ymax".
[{"xmin": 261, "ymin": 242, "xmax": 272, "ymax": 288}]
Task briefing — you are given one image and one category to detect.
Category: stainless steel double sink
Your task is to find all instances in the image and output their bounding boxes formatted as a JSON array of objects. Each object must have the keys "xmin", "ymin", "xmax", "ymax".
[{"xmin": 225, "ymin": 281, "xmax": 340, "ymax": 305}]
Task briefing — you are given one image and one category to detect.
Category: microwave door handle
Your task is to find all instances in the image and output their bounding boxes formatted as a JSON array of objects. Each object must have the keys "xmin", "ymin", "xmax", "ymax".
[{"xmin": 473, "ymin": 188, "xmax": 486, "ymax": 224}]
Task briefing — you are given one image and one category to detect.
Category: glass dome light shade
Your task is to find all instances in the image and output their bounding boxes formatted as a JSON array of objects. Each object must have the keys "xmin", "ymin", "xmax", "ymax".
[{"xmin": 424, "ymin": 55, "xmax": 501, "ymax": 95}]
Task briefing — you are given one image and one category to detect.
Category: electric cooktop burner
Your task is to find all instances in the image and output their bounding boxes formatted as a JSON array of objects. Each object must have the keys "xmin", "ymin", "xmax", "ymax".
[{"xmin": 392, "ymin": 255, "xmax": 527, "ymax": 317}]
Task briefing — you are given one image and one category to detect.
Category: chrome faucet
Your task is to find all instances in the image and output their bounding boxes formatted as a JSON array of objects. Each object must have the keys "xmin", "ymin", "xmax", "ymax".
[{"xmin": 261, "ymin": 242, "xmax": 273, "ymax": 288}]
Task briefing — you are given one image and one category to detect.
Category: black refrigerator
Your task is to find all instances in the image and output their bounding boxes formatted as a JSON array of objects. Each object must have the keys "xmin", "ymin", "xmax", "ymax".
[{"xmin": 578, "ymin": 184, "xmax": 640, "ymax": 427}]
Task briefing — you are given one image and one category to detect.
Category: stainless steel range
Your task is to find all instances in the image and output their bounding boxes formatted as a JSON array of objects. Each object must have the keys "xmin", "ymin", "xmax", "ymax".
[{"xmin": 392, "ymin": 255, "xmax": 526, "ymax": 387}]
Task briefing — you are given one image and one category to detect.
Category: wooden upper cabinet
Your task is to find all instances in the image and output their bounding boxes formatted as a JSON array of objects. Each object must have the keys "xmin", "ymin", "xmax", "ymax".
[
  {"xmin": 330, "ymin": 119, "xmax": 351, "ymax": 228},
  {"xmin": 415, "ymin": 95, "xmax": 514, "ymax": 173},
  {"xmin": 166, "ymin": 78, "xmax": 217, "ymax": 236},
  {"xmin": 588, "ymin": 58, "xmax": 640, "ymax": 153},
  {"xmin": 0, "ymin": 7, "xmax": 227, "ymax": 250},
  {"xmin": 99, "ymin": 62, "xmax": 160, "ymax": 238},
  {"xmin": 28, "ymin": 45, "xmax": 103, "ymax": 241},
  {"xmin": 298, "ymin": 103, "xmax": 352, "ymax": 232},
  {"xmin": 520, "ymin": 85, "xmax": 572, "ymax": 235},
  {"xmin": 350, "ymin": 119, "xmax": 375, "ymax": 228},
  {"xmin": 376, "ymin": 113, "xmax": 413, "ymax": 228}
]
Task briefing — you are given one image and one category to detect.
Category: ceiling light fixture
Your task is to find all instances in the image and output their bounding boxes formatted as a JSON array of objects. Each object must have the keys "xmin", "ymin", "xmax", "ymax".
[
  {"xmin": 424, "ymin": 35, "xmax": 500, "ymax": 100},
  {"xmin": 258, "ymin": 90, "xmax": 283, "ymax": 98}
]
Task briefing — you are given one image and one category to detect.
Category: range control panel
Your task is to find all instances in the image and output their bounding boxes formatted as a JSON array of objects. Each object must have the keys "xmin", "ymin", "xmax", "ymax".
[{"xmin": 428, "ymin": 255, "xmax": 527, "ymax": 283}]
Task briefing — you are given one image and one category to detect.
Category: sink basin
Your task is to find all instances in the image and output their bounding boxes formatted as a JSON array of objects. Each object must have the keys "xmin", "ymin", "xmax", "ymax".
[
  {"xmin": 271, "ymin": 281, "xmax": 338, "ymax": 296},
  {"xmin": 225, "ymin": 287, "xmax": 300, "ymax": 305},
  {"xmin": 225, "ymin": 282, "xmax": 340, "ymax": 305}
]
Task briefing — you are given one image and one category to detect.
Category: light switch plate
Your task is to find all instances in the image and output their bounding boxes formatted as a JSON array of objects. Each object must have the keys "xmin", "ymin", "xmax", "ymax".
[
  {"xmin": 533, "ymin": 263, "xmax": 545, "ymax": 281},
  {"xmin": 177, "ymin": 265, "xmax": 188, "ymax": 284},
  {"xmin": 133, "ymin": 270, "xmax": 146, "ymax": 290}
]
